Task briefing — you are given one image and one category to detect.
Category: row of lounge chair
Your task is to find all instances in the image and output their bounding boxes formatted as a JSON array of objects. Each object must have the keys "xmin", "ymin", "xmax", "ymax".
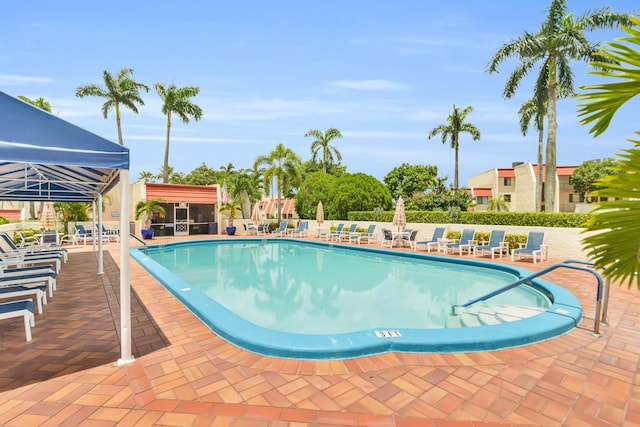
[
  {"xmin": 239, "ymin": 221, "xmax": 548, "ymax": 263},
  {"xmin": 412, "ymin": 227, "xmax": 546, "ymax": 262},
  {"xmin": 0, "ymin": 232, "xmax": 68, "ymax": 341},
  {"xmin": 321, "ymin": 223, "xmax": 378, "ymax": 245}
]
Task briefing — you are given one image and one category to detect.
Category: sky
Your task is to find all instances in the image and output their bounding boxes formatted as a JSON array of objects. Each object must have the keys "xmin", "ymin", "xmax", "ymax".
[{"xmin": 2, "ymin": 1, "xmax": 639, "ymax": 187}]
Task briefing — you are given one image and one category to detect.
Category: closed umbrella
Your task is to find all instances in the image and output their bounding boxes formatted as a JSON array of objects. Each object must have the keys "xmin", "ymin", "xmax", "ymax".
[
  {"xmin": 392, "ymin": 197, "xmax": 406, "ymax": 231},
  {"xmin": 316, "ymin": 201, "xmax": 324, "ymax": 225},
  {"xmin": 251, "ymin": 203, "xmax": 262, "ymax": 222},
  {"xmin": 40, "ymin": 202, "xmax": 57, "ymax": 230}
]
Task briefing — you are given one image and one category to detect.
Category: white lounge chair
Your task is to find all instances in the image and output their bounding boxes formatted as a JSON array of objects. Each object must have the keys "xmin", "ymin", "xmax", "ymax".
[
  {"xmin": 1, "ymin": 232, "xmax": 68, "ymax": 263},
  {"xmin": 473, "ymin": 230, "xmax": 508, "ymax": 259},
  {"xmin": 443, "ymin": 229, "xmax": 477, "ymax": 255},
  {"xmin": 416, "ymin": 227, "xmax": 446, "ymax": 252},
  {"xmin": 0, "ymin": 299, "xmax": 36, "ymax": 342},
  {"xmin": 290, "ymin": 221, "xmax": 308, "ymax": 238},
  {"xmin": 271, "ymin": 221, "xmax": 288, "ymax": 237},
  {"xmin": 0, "ymin": 284, "xmax": 47, "ymax": 314},
  {"xmin": 328, "ymin": 224, "xmax": 345, "ymax": 241},
  {"xmin": 1, "ymin": 266, "xmax": 58, "ymax": 298},
  {"xmin": 354, "ymin": 224, "xmax": 377, "ymax": 245},
  {"xmin": 512, "ymin": 231, "xmax": 547, "ymax": 263},
  {"xmin": 337, "ymin": 224, "xmax": 357, "ymax": 242}
]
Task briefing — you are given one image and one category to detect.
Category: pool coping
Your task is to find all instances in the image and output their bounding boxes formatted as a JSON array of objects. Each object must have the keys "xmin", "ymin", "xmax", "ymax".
[{"xmin": 130, "ymin": 238, "xmax": 583, "ymax": 360}]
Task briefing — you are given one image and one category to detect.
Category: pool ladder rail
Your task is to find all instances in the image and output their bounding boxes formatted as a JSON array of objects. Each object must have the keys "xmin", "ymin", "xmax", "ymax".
[
  {"xmin": 129, "ymin": 233, "xmax": 149, "ymax": 254},
  {"xmin": 450, "ymin": 260, "xmax": 609, "ymax": 337}
]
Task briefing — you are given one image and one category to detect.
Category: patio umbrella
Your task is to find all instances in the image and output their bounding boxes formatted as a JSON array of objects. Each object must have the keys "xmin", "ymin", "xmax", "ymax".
[
  {"xmin": 392, "ymin": 197, "xmax": 406, "ymax": 231},
  {"xmin": 316, "ymin": 201, "xmax": 324, "ymax": 225},
  {"xmin": 251, "ymin": 203, "xmax": 262, "ymax": 222},
  {"xmin": 40, "ymin": 202, "xmax": 57, "ymax": 230}
]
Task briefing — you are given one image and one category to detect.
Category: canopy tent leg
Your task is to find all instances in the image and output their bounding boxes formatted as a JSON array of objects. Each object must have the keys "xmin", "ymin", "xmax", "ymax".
[
  {"xmin": 97, "ymin": 195, "xmax": 104, "ymax": 275},
  {"xmin": 117, "ymin": 169, "xmax": 134, "ymax": 366}
]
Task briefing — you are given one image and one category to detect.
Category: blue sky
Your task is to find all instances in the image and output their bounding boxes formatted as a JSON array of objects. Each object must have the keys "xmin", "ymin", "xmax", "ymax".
[{"xmin": 2, "ymin": 1, "xmax": 639, "ymax": 186}]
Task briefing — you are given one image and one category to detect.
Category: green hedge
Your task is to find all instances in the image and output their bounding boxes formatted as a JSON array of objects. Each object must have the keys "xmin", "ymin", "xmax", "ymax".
[{"xmin": 348, "ymin": 210, "xmax": 592, "ymax": 228}]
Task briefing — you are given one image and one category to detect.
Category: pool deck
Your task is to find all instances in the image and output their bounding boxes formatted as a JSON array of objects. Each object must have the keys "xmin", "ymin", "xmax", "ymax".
[{"xmin": 1, "ymin": 234, "xmax": 639, "ymax": 426}]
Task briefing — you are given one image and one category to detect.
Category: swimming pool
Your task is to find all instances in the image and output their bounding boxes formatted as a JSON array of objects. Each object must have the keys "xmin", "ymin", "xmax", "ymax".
[{"xmin": 131, "ymin": 239, "xmax": 583, "ymax": 359}]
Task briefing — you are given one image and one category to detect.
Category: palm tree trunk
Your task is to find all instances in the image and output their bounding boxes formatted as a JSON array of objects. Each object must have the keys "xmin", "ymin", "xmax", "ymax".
[
  {"xmin": 536, "ymin": 123, "xmax": 544, "ymax": 212},
  {"xmin": 277, "ymin": 179, "xmax": 282, "ymax": 222},
  {"xmin": 454, "ymin": 142, "xmax": 459, "ymax": 189},
  {"xmin": 163, "ymin": 112, "xmax": 172, "ymax": 183},
  {"xmin": 545, "ymin": 64, "xmax": 558, "ymax": 212},
  {"xmin": 115, "ymin": 102, "xmax": 124, "ymax": 146}
]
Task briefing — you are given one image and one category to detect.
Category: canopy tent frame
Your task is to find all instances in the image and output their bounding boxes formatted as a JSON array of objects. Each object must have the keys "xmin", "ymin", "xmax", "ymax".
[{"xmin": 0, "ymin": 91, "xmax": 133, "ymax": 366}]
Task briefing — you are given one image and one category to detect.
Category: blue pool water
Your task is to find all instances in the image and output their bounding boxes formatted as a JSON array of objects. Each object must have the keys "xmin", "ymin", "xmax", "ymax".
[{"xmin": 131, "ymin": 239, "xmax": 583, "ymax": 359}]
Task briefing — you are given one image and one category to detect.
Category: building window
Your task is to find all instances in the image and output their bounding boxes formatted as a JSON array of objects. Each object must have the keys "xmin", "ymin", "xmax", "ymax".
[
  {"xmin": 569, "ymin": 194, "xmax": 574, "ymax": 203},
  {"xmin": 503, "ymin": 177, "xmax": 512, "ymax": 186},
  {"xmin": 476, "ymin": 196, "xmax": 488, "ymax": 205},
  {"xmin": 503, "ymin": 194, "xmax": 511, "ymax": 202}
]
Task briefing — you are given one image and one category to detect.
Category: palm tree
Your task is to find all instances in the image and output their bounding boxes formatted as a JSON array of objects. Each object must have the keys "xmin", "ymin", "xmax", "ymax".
[
  {"xmin": 487, "ymin": 195, "xmax": 510, "ymax": 212},
  {"xmin": 428, "ymin": 104, "xmax": 480, "ymax": 189},
  {"xmin": 304, "ymin": 128, "xmax": 343, "ymax": 173},
  {"xmin": 135, "ymin": 198, "xmax": 166, "ymax": 230},
  {"xmin": 518, "ymin": 99, "xmax": 545, "ymax": 212},
  {"xmin": 138, "ymin": 171, "xmax": 155, "ymax": 183},
  {"xmin": 486, "ymin": 0, "xmax": 634, "ymax": 212},
  {"xmin": 230, "ymin": 169, "xmax": 264, "ymax": 218},
  {"xmin": 154, "ymin": 83, "xmax": 203, "ymax": 183},
  {"xmin": 578, "ymin": 19, "xmax": 640, "ymax": 288},
  {"xmin": 518, "ymin": 85, "xmax": 574, "ymax": 212},
  {"xmin": 17, "ymin": 96, "xmax": 51, "ymax": 113},
  {"xmin": 76, "ymin": 68, "xmax": 149, "ymax": 146},
  {"xmin": 253, "ymin": 144, "xmax": 302, "ymax": 222}
]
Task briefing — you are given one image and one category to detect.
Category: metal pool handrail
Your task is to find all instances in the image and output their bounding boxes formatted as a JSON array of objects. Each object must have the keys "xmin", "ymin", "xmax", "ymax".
[
  {"xmin": 129, "ymin": 233, "xmax": 148, "ymax": 254},
  {"xmin": 451, "ymin": 259, "xmax": 606, "ymax": 336}
]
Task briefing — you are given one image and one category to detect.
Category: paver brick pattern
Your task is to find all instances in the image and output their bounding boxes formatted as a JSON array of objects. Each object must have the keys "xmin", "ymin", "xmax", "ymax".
[{"xmin": 0, "ymin": 234, "xmax": 639, "ymax": 426}]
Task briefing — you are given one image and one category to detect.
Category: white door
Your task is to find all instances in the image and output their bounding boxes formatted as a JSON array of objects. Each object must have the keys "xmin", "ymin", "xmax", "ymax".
[{"xmin": 174, "ymin": 205, "xmax": 189, "ymax": 236}]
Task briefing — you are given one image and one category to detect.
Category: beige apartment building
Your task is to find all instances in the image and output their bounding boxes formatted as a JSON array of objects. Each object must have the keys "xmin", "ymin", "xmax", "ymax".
[{"xmin": 467, "ymin": 162, "xmax": 578, "ymax": 213}]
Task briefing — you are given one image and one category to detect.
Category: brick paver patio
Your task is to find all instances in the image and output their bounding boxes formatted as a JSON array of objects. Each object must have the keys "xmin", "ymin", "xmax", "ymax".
[{"xmin": 0, "ymin": 234, "xmax": 638, "ymax": 426}]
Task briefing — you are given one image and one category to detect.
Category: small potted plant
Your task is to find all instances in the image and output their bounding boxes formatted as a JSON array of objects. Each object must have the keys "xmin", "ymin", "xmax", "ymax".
[
  {"xmin": 135, "ymin": 198, "xmax": 166, "ymax": 239},
  {"xmin": 219, "ymin": 199, "xmax": 242, "ymax": 236}
]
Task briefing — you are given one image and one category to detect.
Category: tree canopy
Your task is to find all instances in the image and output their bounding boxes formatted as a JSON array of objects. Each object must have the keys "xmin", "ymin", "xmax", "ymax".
[
  {"xmin": 327, "ymin": 173, "xmax": 392, "ymax": 219},
  {"xmin": 295, "ymin": 172, "xmax": 338, "ymax": 219},
  {"xmin": 571, "ymin": 158, "xmax": 619, "ymax": 200},
  {"xmin": 383, "ymin": 163, "xmax": 438, "ymax": 201}
]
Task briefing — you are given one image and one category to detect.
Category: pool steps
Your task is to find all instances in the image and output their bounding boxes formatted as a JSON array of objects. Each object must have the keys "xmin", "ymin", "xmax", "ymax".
[{"xmin": 448, "ymin": 304, "xmax": 546, "ymax": 328}]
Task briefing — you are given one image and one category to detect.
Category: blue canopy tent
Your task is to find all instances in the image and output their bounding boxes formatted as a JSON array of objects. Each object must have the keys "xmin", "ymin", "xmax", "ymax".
[{"xmin": 0, "ymin": 91, "xmax": 134, "ymax": 365}]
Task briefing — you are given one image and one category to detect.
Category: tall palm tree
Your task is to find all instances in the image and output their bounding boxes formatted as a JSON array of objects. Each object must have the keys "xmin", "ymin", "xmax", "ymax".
[
  {"xmin": 304, "ymin": 128, "xmax": 343, "ymax": 173},
  {"xmin": 428, "ymin": 104, "xmax": 480, "ymax": 189},
  {"xmin": 578, "ymin": 19, "xmax": 640, "ymax": 288},
  {"xmin": 518, "ymin": 98, "xmax": 545, "ymax": 212},
  {"xmin": 253, "ymin": 144, "xmax": 302, "ymax": 222},
  {"xmin": 486, "ymin": 0, "xmax": 634, "ymax": 212},
  {"xmin": 154, "ymin": 83, "xmax": 203, "ymax": 183},
  {"xmin": 519, "ymin": 85, "xmax": 574, "ymax": 212},
  {"xmin": 76, "ymin": 68, "xmax": 149, "ymax": 146}
]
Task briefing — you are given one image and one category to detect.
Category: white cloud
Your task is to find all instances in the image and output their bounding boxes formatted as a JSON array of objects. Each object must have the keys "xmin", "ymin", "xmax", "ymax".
[
  {"xmin": 131, "ymin": 135, "xmax": 255, "ymax": 144},
  {"xmin": 343, "ymin": 130, "xmax": 425, "ymax": 140},
  {"xmin": 331, "ymin": 79, "xmax": 408, "ymax": 91},
  {"xmin": 0, "ymin": 74, "xmax": 54, "ymax": 85}
]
